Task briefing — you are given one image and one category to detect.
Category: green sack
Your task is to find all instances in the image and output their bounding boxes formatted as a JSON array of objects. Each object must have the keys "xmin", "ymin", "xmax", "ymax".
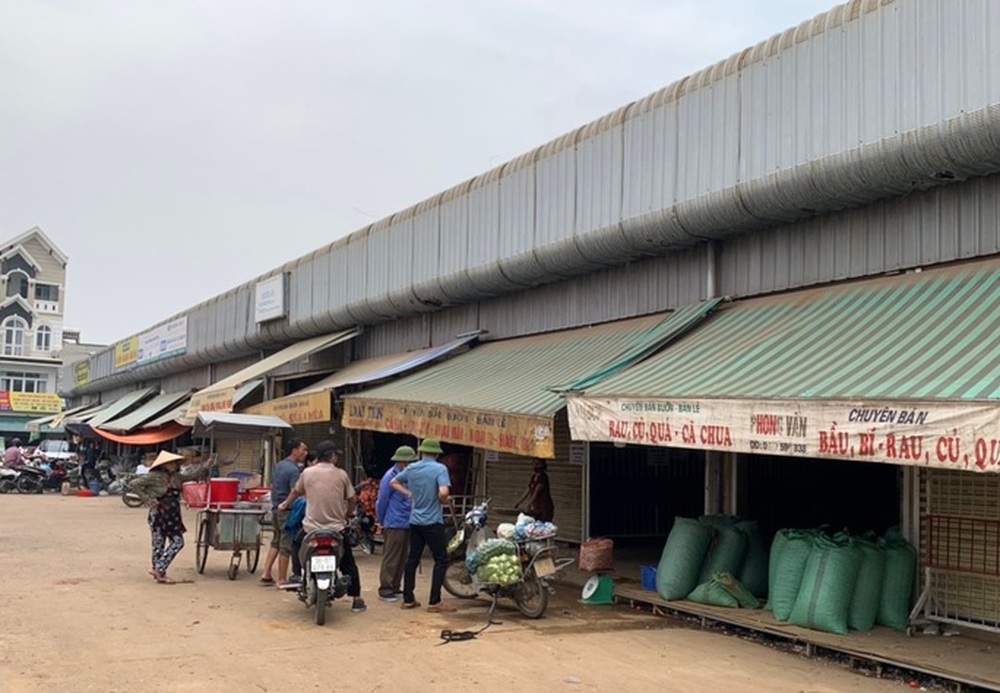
[
  {"xmin": 698, "ymin": 525, "xmax": 749, "ymax": 585},
  {"xmin": 848, "ymin": 536, "xmax": 886, "ymax": 632},
  {"xmin": 789, "ymin": 534, "xmax": 863, "ymax": 635},
  {"xmin": 769, "ymin": 529, "xmax": 815, "ymax": 621},
  {"xmin": 877, "ymin": 527, "xmax": 916, "ymax": 631},
  {"xmin": 687, "ymin": 579, "xmax": 740, "ymax": 608},
  {"xmin": 656, "ymin": 517, "xmax": 714, "ymax": 600},
  {"xmin": 714, "ymin": 571, "xmax": 761, "ymax": 609},
  {"xmin": 735, "ymin": 519, "xmax": 769, "ymax": 599}
]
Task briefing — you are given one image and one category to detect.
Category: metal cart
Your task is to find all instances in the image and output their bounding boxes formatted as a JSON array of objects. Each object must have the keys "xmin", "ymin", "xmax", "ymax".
[{"xmin": 194, "ymin": 504, "xmax": 268, "ymax": 580}]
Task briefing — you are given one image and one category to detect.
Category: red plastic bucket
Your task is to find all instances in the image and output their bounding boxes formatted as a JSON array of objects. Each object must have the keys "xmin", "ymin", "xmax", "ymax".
[
  {"xmin": 240, "ymin": 486, "xmax": 270, "ymax": 503},
  {"xmin": 208, "ymin": 478, "xmax": 239, "ymax": 508}
]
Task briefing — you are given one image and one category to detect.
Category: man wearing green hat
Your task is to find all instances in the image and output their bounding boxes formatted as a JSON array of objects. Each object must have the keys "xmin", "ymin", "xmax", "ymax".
[
  {"xmin": 375, "ymin": 444, "xmax": 416, "ymax": 601},
  {"xmin": 390, "ymin": 438, "xmax": 456, "ymax": 613}
]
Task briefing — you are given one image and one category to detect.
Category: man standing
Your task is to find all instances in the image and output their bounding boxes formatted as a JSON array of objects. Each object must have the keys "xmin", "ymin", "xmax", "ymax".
[
  {"xmin": 391, "ymin": 438, "xmax": 455, "ymax": 613},
  {"xmin": 278, "ymin": 441, "xmax": 366, "ymax": 613},
  {"xmin": 375, "ymin": 445, "xmax": 415, "ymax": 601},
  {"xmin": 260, "ymin": 438, "xmax": 306, "ymax": 586}
]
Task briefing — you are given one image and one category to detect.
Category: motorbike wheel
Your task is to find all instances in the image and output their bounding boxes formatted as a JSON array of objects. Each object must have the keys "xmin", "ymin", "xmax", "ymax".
[
  {"xmin": 514, "ymin": 572, "xmax": 549, "ymax": 619},
  {"xmin": 16, "ymin": 475, "xmax": 42, "ymax": 494},
  {"xmin": 122, "ymin": 492, "xmax": 144, "ymax": 508},
  {"xmin": 0, "ymin": 479, "xmax": 14, "ymax": 494},
  {"xmin": 196, "ymin": 517, "xmax": 209, "ymax": 574},
  {"xmin": 442, "ymin": 558, "xmax": 478, "ymax": 599},
  {"xmin": 314, "ymin": 586, "xmax": 328, "ymax": 626}
]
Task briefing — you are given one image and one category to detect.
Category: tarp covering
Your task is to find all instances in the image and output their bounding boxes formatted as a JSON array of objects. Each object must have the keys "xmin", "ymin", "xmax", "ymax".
[
  {"xmin": 98, "ymin": 391, "xmax": 192, "ymax": 434},
  {"xmin": 92, "ymin": 422, "xmax": 190, "ymax": 445}
]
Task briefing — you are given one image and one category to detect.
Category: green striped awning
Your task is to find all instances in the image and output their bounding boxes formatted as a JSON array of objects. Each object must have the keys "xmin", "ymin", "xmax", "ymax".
[
  {"xmin": 342, "ymin": 313, "xmax": 671, "ymax": 457},
  {"xmin": 581, "ymin": 259, "xmax": 1000, "ymax": 401}
]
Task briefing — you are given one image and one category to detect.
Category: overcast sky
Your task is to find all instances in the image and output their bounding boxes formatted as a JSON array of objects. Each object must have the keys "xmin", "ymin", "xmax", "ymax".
[{"xmin": 1, "ymin": 0, "xmax": 836, "ymax": 346}]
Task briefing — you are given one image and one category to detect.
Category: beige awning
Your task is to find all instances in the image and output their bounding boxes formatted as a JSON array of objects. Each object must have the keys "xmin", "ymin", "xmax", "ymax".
[{"xmin": 197, "ymin": 329, "xmax": 359, "ymax": 396}]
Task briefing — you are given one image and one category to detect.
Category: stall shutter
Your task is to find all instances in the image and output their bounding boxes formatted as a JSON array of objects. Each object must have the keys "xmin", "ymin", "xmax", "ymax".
[
  {"xmin": 920, "ymin": 469, "xmax": 1000, "ymax": 629},
  {"xmin": 217, "ymin": 438, "xmax": 263, "ymax": 477},
  {"xmin": 484, "ymin": 411, "xmax": 583, "ymax": 543}
]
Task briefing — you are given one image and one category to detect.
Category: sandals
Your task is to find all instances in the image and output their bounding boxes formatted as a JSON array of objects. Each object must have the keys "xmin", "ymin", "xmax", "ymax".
[
  {"xmin": 259, "ymin": 576, "xmax": 275, "ymax": 585},
  {"xmin": 155, "ymin": 575, "xmax": 177, "ymax": 585}
]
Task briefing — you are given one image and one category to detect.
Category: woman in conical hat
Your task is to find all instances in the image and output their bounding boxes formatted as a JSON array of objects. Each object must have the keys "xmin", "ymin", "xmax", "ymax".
[{"xmin": 130, "ymin": 450, "xmax": 213, "ymax": 584}]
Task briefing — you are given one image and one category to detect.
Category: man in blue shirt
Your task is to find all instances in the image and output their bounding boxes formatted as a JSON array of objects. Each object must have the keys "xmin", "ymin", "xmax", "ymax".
[
  {"xmin": 260, "ymin": 438, "xmax": 306, "ymax": 586},
  {"xmin": 375, "ymin": 445, "xmax": 416, "ymax": 601},
  {"xmin": 391, "ymin": 438, "xmax": 455, "ymax": 612}
]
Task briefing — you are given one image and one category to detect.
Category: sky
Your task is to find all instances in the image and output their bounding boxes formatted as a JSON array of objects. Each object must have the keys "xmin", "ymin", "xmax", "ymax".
[{"xmin": 1, "ymin": 0, "xmax": 837, "ymax": 346}]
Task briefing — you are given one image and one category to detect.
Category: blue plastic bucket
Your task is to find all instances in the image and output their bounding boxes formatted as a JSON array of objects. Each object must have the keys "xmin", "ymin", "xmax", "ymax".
[
  {"xmin": 88, "ymin": 480, "xmax": 102, "ymax": 495},
  {"xmin": 640, "ymin": 564, "xmax": 657, "ymax": 591}
]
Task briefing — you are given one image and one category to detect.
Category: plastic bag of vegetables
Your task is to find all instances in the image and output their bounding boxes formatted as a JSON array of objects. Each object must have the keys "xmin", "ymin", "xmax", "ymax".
[
  {"xmin": 467, "ymin": 538, "xmax": 516, "ymax": 575},
  {"xmin": 476, "ymin": 553, "xmax": 524, "ymax": 585}
]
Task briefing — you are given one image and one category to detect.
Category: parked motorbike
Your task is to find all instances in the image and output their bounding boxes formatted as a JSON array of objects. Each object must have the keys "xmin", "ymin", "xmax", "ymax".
[
  {"xmin": 0, "ymin": 465, "xmax": 19, "ymax": 493},
  {"xmin": 442, "ymin": 499, "xmax": 572, "ymax": 619},
  {"xmin": 293, "ymin": 528, "xmax": 352, "ymax": 625},
  {"xmin": 15, "ymin": 461, "xmax": 69, "ymax": 494}
]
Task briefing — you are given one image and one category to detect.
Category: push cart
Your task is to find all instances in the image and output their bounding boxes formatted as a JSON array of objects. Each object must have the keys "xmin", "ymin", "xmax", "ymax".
[{"xmin": 194, "ymin": 503, "xmax": 268, "ymax": 580}]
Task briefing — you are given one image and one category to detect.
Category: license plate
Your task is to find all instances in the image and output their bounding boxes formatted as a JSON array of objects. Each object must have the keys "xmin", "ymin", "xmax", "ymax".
[
  {"xmin": 534, "ymin": 556, "xmax": 556, "ymax": 577},
  {"xmin": 310, "ymin": 555, "xmax": 337, "ymax": 573}
]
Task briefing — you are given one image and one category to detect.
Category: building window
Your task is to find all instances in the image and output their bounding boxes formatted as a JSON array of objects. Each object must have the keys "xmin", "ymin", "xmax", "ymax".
[
  {"xmin": 6, "ymin": 272, "xmax": 28, "ymax": 300},
  {"xmin": 0, "ymin": 371, "xmax": 47, "ymax": 393},
  {"xmin": 34, "ymin": 284, "xmax": 59, "ymax": 302},
  {"xmin": 3, "ymin": 317, "xmax": 26, "ymax": 356},
  {"xmin": 35, "ymin": 325, "xmax": 52, "ymax": 352}
]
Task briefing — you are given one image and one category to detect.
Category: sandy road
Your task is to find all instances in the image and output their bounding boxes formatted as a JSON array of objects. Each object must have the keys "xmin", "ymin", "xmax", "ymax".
[{"xmin": 0, "ymin": 494, "xmax": 904, "ymax": 692}]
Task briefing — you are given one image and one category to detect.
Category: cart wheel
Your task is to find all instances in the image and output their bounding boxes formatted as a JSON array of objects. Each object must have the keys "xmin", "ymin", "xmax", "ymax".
[
  {"xmin": 227, "ymin": 555, "xmax": 240, "ymax": 581},
  {"xmin": 246, "ymin": 546, "xmax": 260, "ymax": 574},
  {"xmin": 196, "ymin": 516, "xmax": 209, "ymax": 574}
]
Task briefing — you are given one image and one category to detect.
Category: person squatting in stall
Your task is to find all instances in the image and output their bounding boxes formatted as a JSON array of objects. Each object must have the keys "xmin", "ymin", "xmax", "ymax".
[
  {"xmin": 129, "ymin": 450, "xmax": 214, "ymax": 584},
  {"xmin": 375, "ymin": 445, "xmax": 415, "ymax": 601},
  {"xmin": 278, "ymin": 440, "xmax": 367, "ymax": 613}
]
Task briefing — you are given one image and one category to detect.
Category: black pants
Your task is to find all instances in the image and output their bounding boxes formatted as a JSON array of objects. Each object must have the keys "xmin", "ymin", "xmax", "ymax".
[
  {"xmin": 403, "ymin": 523, "xmax": 448, "ymax": 605},
  {"xmin": 295, "ymin": 529, "xmax": 361, "ymax": 597}
]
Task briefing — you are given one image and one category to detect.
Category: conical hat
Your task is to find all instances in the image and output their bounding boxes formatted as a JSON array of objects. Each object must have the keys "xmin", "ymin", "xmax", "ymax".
[{"xmin": 148, "ymin": 450, "xmax": 185, "ymax": 470}]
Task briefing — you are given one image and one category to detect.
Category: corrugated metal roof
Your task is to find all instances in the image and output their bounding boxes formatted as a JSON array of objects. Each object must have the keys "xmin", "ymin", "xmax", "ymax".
[
  {"xmin": 62, "ymin": 403, "xmax": 109, "ymax": 425},
  {"xmin": 347, "ymin": 314, "xmax": 666, "ymax": 417},
  {"xmin": 87, "ymin": 388, "xmax": 158, "ymax": 428},
  {"xmin": 582, "ymin": 258, "xmax": 1000, "ymax": 402},
  {"xmin": 198, "ymin": 329, "xmax": 358, "ymax": 394},
  {"xmin": 98, "ymin": 391, "xmax": 192, "ymax": 434},
  {"xmin": 194, "ymin": 412, "xmax": 291, "ymax": 433}
]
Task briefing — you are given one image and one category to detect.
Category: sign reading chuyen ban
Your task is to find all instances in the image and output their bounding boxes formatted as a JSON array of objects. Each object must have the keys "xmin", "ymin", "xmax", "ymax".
[
  {"xmin": 567, "ymin": 396, "xmax": 1000, "ymax": 473},
  {"xmin": 342, "ymin": 398, "xmax": 555, "ymax": 458}
]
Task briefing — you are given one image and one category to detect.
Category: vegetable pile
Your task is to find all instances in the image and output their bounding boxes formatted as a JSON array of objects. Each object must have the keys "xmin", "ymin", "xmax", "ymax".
[{"xmin": 466, "ymin": 538, "xmax": 523, "ymax": 585}]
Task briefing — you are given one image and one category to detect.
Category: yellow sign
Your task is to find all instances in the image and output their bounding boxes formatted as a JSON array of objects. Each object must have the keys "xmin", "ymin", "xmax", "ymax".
[
  {"xmin": 184, "ymin": 387, "xmax": 236, "ymax": 423},
  {"xmin": 3, "ymin": 392, "xmax": 63, "ymax": 414},
  {"xmin": 74, "ymin": 360, "xmax": 90, "ymax": 387},
  {"xmin": 246, "ymin": 391, "xmax": 331, "ymax": 425},
  {"xmin": 114, "ymin": 337, "xmax": 139, "ymax": 369},
  {"xmin": 342, "ymin": 398, "xmax": 555, "ymax": 458}
]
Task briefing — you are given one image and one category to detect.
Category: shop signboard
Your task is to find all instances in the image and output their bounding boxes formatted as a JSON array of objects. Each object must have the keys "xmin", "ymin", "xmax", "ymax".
[
  {"xmin": 74, "ymin": 360, "xmax": 90, "ymax": 388},
  {"xmin": 0, "ymin": 392, "xmax": 63, "ymax": 414},
  {"xmin": 567, "ymin": 396, "xmax": 1000, "ymax": 473},
  {"xmin": 137, "ymin": 317, "xmax": 188, "ymax": 365},
  {"xmin": 114, "ymin": 337, "xmax": 139, "ymax": 370},
  {"xmin": 254, "ymin": 274, "xmax": 286, "ymax": 324},
  {"xmin": 342, "ymin": 399, "xmax": 555, "ymax": 458},
  {"xmin": 182, "ymin": 387, "xmax": 236, "ymax": 425},
  {"xmin": 245, "ymin": 391, "xmax": 330, "ymax": 425}
]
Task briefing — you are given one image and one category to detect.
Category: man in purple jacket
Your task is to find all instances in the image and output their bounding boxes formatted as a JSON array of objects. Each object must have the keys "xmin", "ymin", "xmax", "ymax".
[{"xmin": 375, "ymin": 445, "xmax": 416, "ymax": 601}]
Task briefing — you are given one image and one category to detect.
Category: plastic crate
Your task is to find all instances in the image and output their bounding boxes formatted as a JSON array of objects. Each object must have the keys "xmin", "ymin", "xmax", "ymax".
[{"xmin": 182, "ymin": 481, "xmax": 209, "ymax": 509}]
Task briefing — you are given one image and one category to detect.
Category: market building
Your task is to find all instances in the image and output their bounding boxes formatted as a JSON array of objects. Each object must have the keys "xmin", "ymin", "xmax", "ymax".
[{"xmin": 62, "ymin": 0, "xmax": 1000, "ymax": 637}]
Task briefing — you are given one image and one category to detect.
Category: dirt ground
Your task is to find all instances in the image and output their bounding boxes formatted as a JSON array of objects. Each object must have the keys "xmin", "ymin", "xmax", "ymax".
[{"xmin": 0, "ymin": 495, "xmax": 909, "ymax": 692}]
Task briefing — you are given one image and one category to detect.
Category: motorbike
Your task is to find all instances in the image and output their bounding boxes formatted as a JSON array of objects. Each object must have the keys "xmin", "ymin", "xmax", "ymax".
[
  {"xmin": 292, "ymin": 528, "xmax": 352, "ymax": 626},
  {"xmin": 15, "ymin": 460, "xmax": 69, "ymax": 494},
  {"xmin": 0, "ymin": 465, "xmax": 19, "ymax": 493},
  {"xmin": 442, "ymin": 498, "xmax": 573, "ymax": 619}
]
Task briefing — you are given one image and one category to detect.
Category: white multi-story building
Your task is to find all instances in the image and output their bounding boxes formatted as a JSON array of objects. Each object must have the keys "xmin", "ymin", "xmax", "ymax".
[{"xmin": 0, "ymin": 227, "xmax": 68, "ymax": 438}]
